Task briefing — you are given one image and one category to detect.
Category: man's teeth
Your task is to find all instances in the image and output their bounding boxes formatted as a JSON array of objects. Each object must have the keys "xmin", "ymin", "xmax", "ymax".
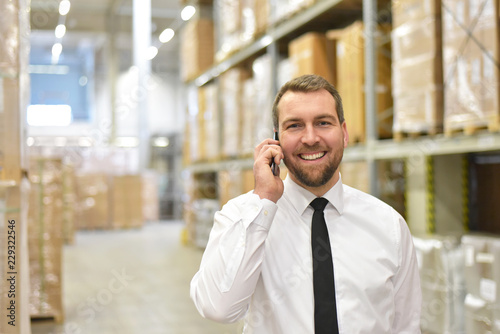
[{"xmin": 300, "ymin": 152, "xmax": 325, "ymax": 160}]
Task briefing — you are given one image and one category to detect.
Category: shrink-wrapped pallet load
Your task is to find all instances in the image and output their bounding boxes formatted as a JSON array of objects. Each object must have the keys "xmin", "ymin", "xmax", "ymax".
[
  {"xmin": 461, "ymin": 234, "xmax": 500, "ymax": 333},
  {"xmin": 442, "ymin": 0, "xmax": 500, "ymax": 135},
  {"xmin": 391, "ymin": 0, "xmax": 444, "ymax": 137}
]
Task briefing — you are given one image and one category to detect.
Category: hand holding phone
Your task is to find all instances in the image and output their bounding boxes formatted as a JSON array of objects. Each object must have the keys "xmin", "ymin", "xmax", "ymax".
[{"xmin": 271, "ymin": 131, "xmax": 279, "ymax": 176}]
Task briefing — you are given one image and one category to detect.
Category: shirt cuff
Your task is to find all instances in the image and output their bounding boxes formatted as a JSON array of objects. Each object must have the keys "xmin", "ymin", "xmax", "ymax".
[{"xmin": 241, "ymin": 193, "xmax": 278, "ymax": 231}]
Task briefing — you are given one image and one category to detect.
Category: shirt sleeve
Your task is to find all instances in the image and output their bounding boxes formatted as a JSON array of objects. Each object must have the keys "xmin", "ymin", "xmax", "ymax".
[
  {"xmin": 190, "ymin": 192, "xmax": 278, "ymax": 323},
  {"xmin": 392, "ymin": 212, "xmax": 423, "ymax": 333}
]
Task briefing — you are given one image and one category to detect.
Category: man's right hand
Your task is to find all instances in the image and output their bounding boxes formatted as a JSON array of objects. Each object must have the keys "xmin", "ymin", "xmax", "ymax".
[{"xmin": 253, "ymin": 138, "xmax": 284, "ymax": 203}]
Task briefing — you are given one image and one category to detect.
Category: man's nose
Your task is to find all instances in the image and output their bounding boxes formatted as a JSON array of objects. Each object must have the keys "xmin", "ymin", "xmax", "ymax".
[{"xmin": 301, "ymin": 125, "xmax": 320, "ymax": 145}]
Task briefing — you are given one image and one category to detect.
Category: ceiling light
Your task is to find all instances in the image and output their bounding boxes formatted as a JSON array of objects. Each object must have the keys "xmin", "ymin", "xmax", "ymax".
[
  {"xmin": 59, "ymin": 0, "xmax": 71, "ymax": 15},
  {"xmin": 181, "ymin": 5, "xmax": 196, "ymax": 21},
  {"xmin": 55, "ymin": 24, "xmax": 66, "ymax": 38},
  {"xmin": 115, "ymin": 137, "xmax": 139, "ymax": 148},
  {"xmin": 51, "ymin": 43, "xmax": 63, "ymax": 64},
  {"xmin": 27, "ymin": 105, "xmax": 72, "ymax": 126},
  {"xmin": 153, "ymin": 137, "xmax": 170, "ymax": 147},
  {"xmin": 159, "ymin": 28, "xmax": 175, "ymax": 43},
  {"xmin": 145, "ymin": 46, "xmax": 158, "ymax": 60},
  {"xmin": 52, "ymin": 43, "xmax": 62, "ymax": 57}
]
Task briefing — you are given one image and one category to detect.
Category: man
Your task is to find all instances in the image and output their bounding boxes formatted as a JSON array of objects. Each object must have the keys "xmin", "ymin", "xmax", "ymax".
[{"xmin": 190, "ymin": 74, "xmax": 422, "ymax": 333}]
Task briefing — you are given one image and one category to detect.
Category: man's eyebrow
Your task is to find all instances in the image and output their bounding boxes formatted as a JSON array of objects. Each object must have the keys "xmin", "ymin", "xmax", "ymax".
[{"xmin": 282, "ymin": 117, "xmax": 302, "ymax": 124}]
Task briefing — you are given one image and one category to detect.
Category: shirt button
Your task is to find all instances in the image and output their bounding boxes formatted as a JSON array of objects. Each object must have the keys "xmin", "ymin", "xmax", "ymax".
[{"xmin": 264, "ymin": 210, "xmax": 268, "ymax": 216}]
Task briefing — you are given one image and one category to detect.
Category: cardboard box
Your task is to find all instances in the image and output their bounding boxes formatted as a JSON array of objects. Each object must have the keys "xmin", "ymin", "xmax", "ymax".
[
  {"xmin": 333, "ymin": 21, "xmax": 393, "ymax": 142},
  {"xmin": 0, "ymin": 0, "xmax": 20, "ymax": 74},
  {"xmin": 142, "ymin": 170, "xmax": 159, "ymax": 222},
  {"xmin": 252, "ymin": 54, "xmax": 274, "ymax": 144},
  {"xmin": 392, "ymin": 9, "xmax": 443, "ymax": 135},
  {"xmin": 0, "ymin": 78, "xmax": 22, "ymax": 183},
  {"xmin": 442, "ymin": 0, "xmax": 500, "ymax": 133},
  {"xmin": 201, "ymin": 83, "xmax": 220, "ymax": 161},
  {"xmin": 242, "ymin": 78, "xmax": 256, "ymax": 157},
  {"xmin": 255, "ymin": 0, "xmax": 269, "ymax": 35},
  {"xmin": 180, "ymin": 18, "xmax": 214, "ymax": 82},
  {"xmin": 220, "ymin": 67, "xmax": 251, "ymax": 159},
  {"xmin": 391, "ymin": 0, "xmax": 442, "ymax": 29},
  {"xmin": 218, "ymin": 170, "xmax": 243, "ymax": 207},
  {"xmin": 74, "ymin": 173, "xmax": 111, "ymax": 230},
  {"xmin": 289, "ymin": 32, "xmax": 336, "ymax": 85},
  {"xmin": 111, "ymin": 175, "xmax": 143, "ymax": 229},
  {"xmin": 27, "ymin": 158, "xmax": 64, "ymax": 323},
  {"xmin": 0, "ymin": 183, "xmax": 31, "ymax": 334}
]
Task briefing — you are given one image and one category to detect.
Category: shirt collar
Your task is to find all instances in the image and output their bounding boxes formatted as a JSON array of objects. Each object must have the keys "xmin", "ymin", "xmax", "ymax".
[{"xmin": 283, "ymin": 173, "xmax": 344, "ymax": 216}]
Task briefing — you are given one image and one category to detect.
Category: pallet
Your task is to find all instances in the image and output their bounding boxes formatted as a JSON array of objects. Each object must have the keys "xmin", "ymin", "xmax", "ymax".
[
  {"xmin": 31, "ymin": 313, "xmax": 64, "ymax": 324},
  {"xmin": 444, "ymin": 118, "xmax": 500, "ymax": 137},
  {"xmin": 393, "ymin": 127, "xmax": 441, "ymax": 142}
]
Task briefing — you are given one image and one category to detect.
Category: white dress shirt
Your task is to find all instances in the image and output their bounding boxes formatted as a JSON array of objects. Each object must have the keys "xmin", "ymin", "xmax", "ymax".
[{"xmin": 190, "ymin": 175, "xmax": 422, "ymax": 333}]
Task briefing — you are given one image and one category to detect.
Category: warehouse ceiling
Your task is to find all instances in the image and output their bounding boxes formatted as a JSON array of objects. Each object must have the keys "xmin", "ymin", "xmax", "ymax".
[{"xmin": 30, "ymin": 0, "xmax": 183, "ymax": 73}]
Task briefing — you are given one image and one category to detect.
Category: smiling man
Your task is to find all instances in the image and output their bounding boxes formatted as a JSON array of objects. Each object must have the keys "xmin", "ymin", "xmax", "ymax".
[{"xmin": 190, "ymin": 74, "xmax": 422, "ymax": 333}]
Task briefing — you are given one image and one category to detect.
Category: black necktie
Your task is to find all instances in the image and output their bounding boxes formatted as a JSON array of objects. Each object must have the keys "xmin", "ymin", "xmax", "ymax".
[{"xmin": 310, "ymin": 198, "xmax": 339, "ymax": 334}]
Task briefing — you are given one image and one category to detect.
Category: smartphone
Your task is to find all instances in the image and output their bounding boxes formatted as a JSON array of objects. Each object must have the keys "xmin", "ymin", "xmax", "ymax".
[{"xmin": 271, "ymin": 131, "xmax": 279, "ymax": 176}]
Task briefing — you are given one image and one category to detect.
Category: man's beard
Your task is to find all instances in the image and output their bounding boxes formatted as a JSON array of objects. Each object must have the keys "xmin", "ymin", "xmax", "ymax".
[{"xmin": 283, "ymin": 146, "xmax": 343, "ymax": 188}]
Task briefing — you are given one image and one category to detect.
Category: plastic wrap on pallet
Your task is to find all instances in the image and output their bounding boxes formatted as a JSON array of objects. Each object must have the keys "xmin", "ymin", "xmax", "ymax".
[
  {"xmin": 0, "ymin": 0, "xmax": 30, "ymax": 183},
  {"xmin": 1, "ymin": 182, "xmax": 31, "ymax": 334},
  {"xmin": 220, "ymin": 68, "xmax": 250, "ymax": 159},
  {"xmin": 242, "ymin": 78, "xmax": 256, "ymax": 157},
  {"xmin": 391, "ymin": 0, "xmax": 442, "ymax": 29},
  {"xmin": 27, "ymin": 158, "xmax": 64, "ymax": 323},
  {"xmin": 214, "ymin": 0, "xmax": 242, "ymax": 61},
  {"xmin": 185, "ymin": 85, "xmax": 201, "ymax": 164},
  {"xmin": 391, "ymin": 5, "xmax": 443, "ymax": 135},
  {"xmin": 74, "ymin": 173, "xmax": 111, "ymax": 230},
  {"xmin": 252, "ymin": 54, "xmax": 274, "ymax": 143},
  {"xmin": 335, "ymin": 21, "xmax": 393, "ymax": 142},
  {"xmin": 442, "ymin": 0, "xmax": 500, "ymax": 133},
  {"xmin": 269, "ymin": 0, "xmax": 315, "ymax": 25},
  {"xmin": 202, "ymin": 83, "xmax": 220, "ymax": 161},
  {"xmin": 461, "ymin": 234, "xmax": 500, "ymax": 333},
  {"xmin": 193, "ymin": 199, "xmax": 220, "ymax": 248},
  {"xmin": 0, "ymin": 0, "xmax": 19, "ymax": 75},
  {"xmin": 61, "ymin": 163, "xmax": 76, "ymax": 244},
  {"xmin": 413, "ymin": 235, "xmax": 466, "ymax": 334},
  {"xmin": 141, "ymin": 170, "xmax": 159, "ymax": 222},
  {"xmin": 180, "ymin": 18, "xmax": 214, "ymax": 82},
  {"xmin": 218, "ymin": 170, "xmax": 243, "ymax": 207},
  {"xmin": 111, "ymin": 175, "xmax": 143, "ymax": 229}
]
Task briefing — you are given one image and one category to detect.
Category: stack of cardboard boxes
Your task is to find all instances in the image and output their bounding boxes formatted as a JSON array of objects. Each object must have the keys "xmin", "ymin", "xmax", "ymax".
[
  {"xmin": 27, "ymin": 158, "xmax": 64, "ymax": 323},
  {"xmin": 0, "ymin": 0, "xmax": 30, "ymax": 332},
  {"xmin": 180, "ymin": 18, "xmax": 215, "ymax": 82},
  {"xmin": 391, "ymin": 0, "xmax": 444, "ymax": 136},
  {"xmin": 413, "ymin": 235, "xmax": 466, "ymax": 334},
  {"xmin": 111, "ymin": 175, "xmax": 143, "ymax": 229},
  {"xmin": 332, "ymin": 22, "xmax": 393, "ymax": 142},
  {"xmin": 220, "ymin": 67, "xmax": 251, "ymax": 159},
  {"xmin": 442, "ymin": 0, "xmax": 500, "ymax": 134}
]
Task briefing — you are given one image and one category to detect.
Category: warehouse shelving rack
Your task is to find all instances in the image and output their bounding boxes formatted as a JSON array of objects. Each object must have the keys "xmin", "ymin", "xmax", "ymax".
[{"xmin": 183, "ymin": 0, "xmax": 500, "ymax": 236}]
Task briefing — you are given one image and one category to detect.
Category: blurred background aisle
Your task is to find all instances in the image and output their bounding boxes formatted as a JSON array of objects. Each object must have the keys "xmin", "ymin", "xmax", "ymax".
[{"xmin": 30, "ymin": 221, "xmax": 243, "ymax": 334}]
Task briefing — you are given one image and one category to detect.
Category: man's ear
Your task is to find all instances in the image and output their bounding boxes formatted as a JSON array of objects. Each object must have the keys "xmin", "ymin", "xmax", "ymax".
[{"xmin": 342, "ymin": 122, "xmax": 349, "ymax": 148}]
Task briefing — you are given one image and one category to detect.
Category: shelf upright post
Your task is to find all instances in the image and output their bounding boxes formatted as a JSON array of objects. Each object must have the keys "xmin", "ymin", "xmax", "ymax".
[
  {"xmin": 267, "ymin": 42, "xmax": 279, "ymax": 103},
  {"xmin": 363, "ymin": 0, "xmax": 379, "ymax": 196},
  {"xmin": 133, "ymin": 0, "xmax": 151, "ymax": 170}
]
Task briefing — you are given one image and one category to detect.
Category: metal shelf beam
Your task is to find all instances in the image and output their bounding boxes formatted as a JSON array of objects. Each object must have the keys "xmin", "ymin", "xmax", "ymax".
[{"xmin": 194, "ymin": 0, "xmax": 344, "ymax": 87}]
